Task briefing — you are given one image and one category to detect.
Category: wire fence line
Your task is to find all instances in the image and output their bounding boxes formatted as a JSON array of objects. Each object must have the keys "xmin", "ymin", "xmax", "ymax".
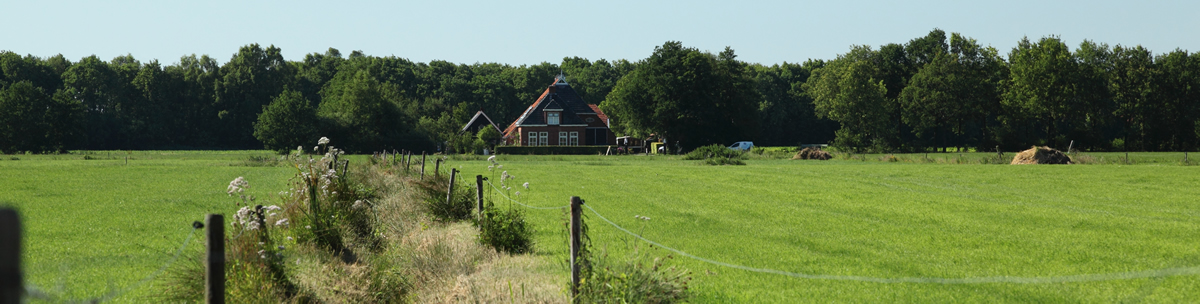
[
  {"xmin": 25, "ymin": 225, "xmax": 200, "ymax": 302},
  {"xmin": 485, "ymin": 183, "xmax": 1200, "ymax": 284},
  {"xmin": 582, "ymin": 204, "xmax": 1200, "ymax": 284},
  {"xmin": 485, "ymin": 180, "xmax": 569, "ymax": 210}
]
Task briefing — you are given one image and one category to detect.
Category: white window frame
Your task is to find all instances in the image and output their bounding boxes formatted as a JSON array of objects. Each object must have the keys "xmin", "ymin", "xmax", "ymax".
[
  {"xmin": 528, "ymin": 132, "xmax": 537, "ymax": 146},
  {"xmin": 547, "ymin": 112, "xmax": 560, "ymax": 125},
  {"xmin": 559, "ymin": 132, "xmax": 568, "ymax": 146},
  {"xmin": 570, "ymin": 132, "xmax": 579, "ymax": 146},
  {"xmin": 538, "ymin": 132, "xmax": 548, "ymax": 146}
]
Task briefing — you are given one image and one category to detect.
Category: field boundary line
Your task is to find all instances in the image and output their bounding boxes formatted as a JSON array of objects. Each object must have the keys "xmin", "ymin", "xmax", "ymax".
[
  {"xmin": 584, "ymin": 204, "xmax": 1200, "ymax": 284},
  {"xmin": 26, "ymin": 225, "xmax": 200, "ymax": 302},
  {"xmin": 485, "ymin": 180, "xmax": 569, "ymax": 210}
]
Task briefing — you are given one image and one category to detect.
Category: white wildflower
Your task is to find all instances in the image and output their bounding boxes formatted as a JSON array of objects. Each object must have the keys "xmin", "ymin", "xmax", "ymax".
[
  {"xmin": 318, "ymin": 137, "xmax": 330, "ymax": 145},
  {"xmin": 286, "ymin": 236, "xmax": 294, "ymax": 241},
  {"xmin": 353, "ymin": 200, "xmax": 366, "ymax": 209},
  {"xmin": 514, "ymin": 191, "xmax": 520, "ymax": 196},
  {"xmin": 305, "ymin": 225, "xmax": 312, "ymax": 229},
  {"xmin": 278, "ymin": 245, "xmax": 285, "ymax": 250},
  {"xmin": 523, "ymin": 182, "xmax": 529, "ymax": 189},
  {"xmin": 227, "ymin": 177, "xmax": 249, "ymax": 195},
  {"xmin": 264, "ymin": 205, "xmax": 281, "ymax": 212},
  {"xmin": 275, "ymin": 218, "xmax": 289, "ymax": 227},
  {"xmin": 487, "ymin": 155, "xmax": 496, "ymax": 163},
  {"xmin": 313, "ymin": 146, "xmax": 319, "ymax": 152}
]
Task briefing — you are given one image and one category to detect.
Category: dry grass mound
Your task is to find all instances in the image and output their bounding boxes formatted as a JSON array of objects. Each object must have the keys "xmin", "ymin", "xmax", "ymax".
[
  {"xmin": 1010, "ymin": 146, "xmax": 1072, "ymax": 165},
  {"xmin": 792, "ymin": 148, "xmax": 832, "ymax": 160}
]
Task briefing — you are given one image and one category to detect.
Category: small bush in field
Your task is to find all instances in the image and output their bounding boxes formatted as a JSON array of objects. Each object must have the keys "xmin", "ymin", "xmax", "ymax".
[
  {"xmin": 477, "ymin": 204, "xmax": 533, "ymax": 254},
  {"xmin": 683, "ymin": 144, "xmax": 746, "ymax": 165}
]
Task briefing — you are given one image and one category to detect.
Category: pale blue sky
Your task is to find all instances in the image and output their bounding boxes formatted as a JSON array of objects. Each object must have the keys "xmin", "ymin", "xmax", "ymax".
[{"xmin": 3, "ymin": 0, "xmax": 1198, "ymax": 66}]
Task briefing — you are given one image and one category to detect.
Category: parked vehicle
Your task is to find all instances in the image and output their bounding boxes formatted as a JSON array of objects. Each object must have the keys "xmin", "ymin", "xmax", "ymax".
[{"xmin": 727, "ymin": 141, "xmax": 754, "ymax": 151}]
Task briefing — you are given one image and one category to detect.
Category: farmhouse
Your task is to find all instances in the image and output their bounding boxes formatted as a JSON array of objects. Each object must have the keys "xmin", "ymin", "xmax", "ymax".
[
  {"xmin": 503, "ymin": 74, "xmax": 615, "ymax": 146},
  {"xmin": 459, "ymin": 110, "xmax": 502, "ymax": 135}
]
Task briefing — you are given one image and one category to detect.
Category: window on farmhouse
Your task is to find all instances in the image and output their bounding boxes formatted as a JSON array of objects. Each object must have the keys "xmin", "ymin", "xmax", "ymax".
[
  {"xmin": 547, "ymin": 112, "xmax": 560, "ymax": 125},
  {"xmin": 539, "ymin": 132, "xmax": 548, "ymax": 146},
  {"xmin": 570, "ymin": 132, "xmax": 579, "ymax": 146},
  {"xmin": 559, "ymin": 132, "xmax": 568, "ymax": 146},
  {"xmin": 528, "ymin": 132, "xmax": 538, "ymax": 146}
]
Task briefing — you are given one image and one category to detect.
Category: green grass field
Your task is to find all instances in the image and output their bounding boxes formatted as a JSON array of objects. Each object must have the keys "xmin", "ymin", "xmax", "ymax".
[
  {"xmin": 4, "ymin": 151, "xmax": 1199, "ymax": 302},
  {"xmin": 451, "ymin": 154, "xmax": 1200, "ymax": 303},
  {"xmin": 0, "ymin": 151, "xmax": 294, "ymax": 302}
]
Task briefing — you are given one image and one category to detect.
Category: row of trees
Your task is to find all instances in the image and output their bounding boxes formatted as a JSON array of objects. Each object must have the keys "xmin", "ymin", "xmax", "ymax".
[
  {"xmin": 0, "ymin": 44, "xmax": 833, "ymax": 153},
  {"xmin": 802, "ymin": 30, "xmax": 1200, "ymax": 152},
  {"xmin": 2, "ymin": 30, "xmax": 1198, "ymax": 153}
]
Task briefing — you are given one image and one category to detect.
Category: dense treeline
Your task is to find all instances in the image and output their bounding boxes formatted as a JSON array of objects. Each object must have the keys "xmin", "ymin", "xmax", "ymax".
[
  {"xmin": 2, "ymin": 29, "xmax": 1198, "ymax": 154},
  {"xmin": 804, "ymin": 30, "xmax": 1200, "ymax": 153}
]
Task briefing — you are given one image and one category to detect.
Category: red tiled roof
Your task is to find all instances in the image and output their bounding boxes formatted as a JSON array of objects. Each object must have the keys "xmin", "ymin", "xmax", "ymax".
[
  {"xmin": 503, "ymin": 88, "xmax": 550, "ymax": 137},
  {"xmin": 587, "ymin": 104, "xmax": 609, "ymax": 127}
]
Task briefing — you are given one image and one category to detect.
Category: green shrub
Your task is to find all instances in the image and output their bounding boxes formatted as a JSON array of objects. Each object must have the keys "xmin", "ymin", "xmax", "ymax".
[
  {"xmin": 477, "ymin": 204, "xmax": 533, "ymax": 254},
  {"xmin": 683, "ymin": 144, "xmax": 744, "ymax": 160}
]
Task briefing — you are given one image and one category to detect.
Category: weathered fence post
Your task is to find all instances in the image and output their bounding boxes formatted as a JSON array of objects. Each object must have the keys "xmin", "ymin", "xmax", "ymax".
[
  {"xmin": 1186, "ymin": 152, "xmax": 1189, "ymax": 164},
  {"xmin": 569, "ymin": 196, "xmax": 583, "ymax": 299},
  {"xmin": 435, "ymin": 159, "xmax": 442, "ymax": 178},
  {"xmin": 420, "ymin": 152, "xmax": 427, "ymax": 179},
  {"xmin": 206, "ymin": 214, "xmax": 225, "ymax": 304},
  {"xmin": 1, "ymin": 208, "xmax": 23, "ymax": 304},
  {"xmin": 476, "ymin": 175, "xmax": 485, "ymax": 217},
  {"xmin": 446, "ymin": 169, "xmax": 458, "ymax": 207},
  {"xmin": 1126, "ymin": 152, "xmax": 1130, "ymax": 164},
  {"xmin": 341, "ymin": 160, "xmax": 349, "ymax": 177},
  {"xmin": 406, "ymin": 152, "xmax": 413, "ymax": 172}
]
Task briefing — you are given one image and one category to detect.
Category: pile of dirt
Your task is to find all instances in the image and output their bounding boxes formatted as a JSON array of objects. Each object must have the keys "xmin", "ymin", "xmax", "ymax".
[
  {"xmin": 792, "ymin": 147, "xmax": 832, "ymax": 160},
  {"xmin": 1010, "ymin": 146, "xmax": 1072, "ymax": 164}
]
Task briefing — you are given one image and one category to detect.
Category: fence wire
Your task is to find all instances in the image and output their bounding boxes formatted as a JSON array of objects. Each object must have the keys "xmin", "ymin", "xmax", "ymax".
[
  {"xmin": 485, "ymin": 180, "xmax": 569, "ymax": 210},
  {"xmin": 480, "ymin": 178, "xmax": 1200, "ymax": 284},
  {"xmin": 25, "ymin": 225, "xmax": 200, "ymax": 302},
  {"xmin": 583, "ymin": 204, "xmax": 1200, "ymax": 284}
]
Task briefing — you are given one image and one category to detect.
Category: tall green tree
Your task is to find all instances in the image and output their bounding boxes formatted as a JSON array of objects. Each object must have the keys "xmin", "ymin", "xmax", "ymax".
[
  {"xmin": 804, "ymin": 46, "xmax": 892, "ymax": 152},
  {"xmin": 601, "ymin": 42, "xmax": 758, "ymax": 150},
  {"xmin": 318, "ymin": 70, "xmax": 412, "ymax": 152},
  {"xmin": 900, "ymin": 33, "xmax": 1004, "ymax": 151},
  {"xmin": 254, "ymin": 90, "xmax": 318, "ymax": 152},
  {"xmin": 214, "ymin": 44, "xmax": 295, "ymax": 148},
  {"xmin": 1003, "ymin": 36, "xmax": 1081, "ymax": 148}
]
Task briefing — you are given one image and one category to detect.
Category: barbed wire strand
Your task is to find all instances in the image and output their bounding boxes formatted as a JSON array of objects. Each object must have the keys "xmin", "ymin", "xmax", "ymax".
[
  {"xmin": 583, "ymin": 204, "xmax": 1200, "ymax": 284},
  {"xmin": 485, "ymin": 180, "xmax": 569, "ymax": 210},
  {"xmin": 25, "ymin": 226, "xmax": 200, "ymax": 302}
]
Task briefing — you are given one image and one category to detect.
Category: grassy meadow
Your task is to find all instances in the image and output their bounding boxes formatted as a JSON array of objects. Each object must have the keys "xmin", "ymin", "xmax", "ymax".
[
  {"xmin": 0, "ymin": 151, "xmax": 294, "ymax": 302},
  {"xmin": 3, "ymin": 150, "xmax": 1199, "ymax": 302},
  {"xmin": 450, "ymin": 153, "xmax": 1200, "ymax": 303}
]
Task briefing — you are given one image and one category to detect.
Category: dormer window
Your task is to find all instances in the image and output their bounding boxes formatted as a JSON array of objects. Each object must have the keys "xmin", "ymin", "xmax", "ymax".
[{"xmin": 547, "ymin": 112, "xmax": 560, "ymax": 125}]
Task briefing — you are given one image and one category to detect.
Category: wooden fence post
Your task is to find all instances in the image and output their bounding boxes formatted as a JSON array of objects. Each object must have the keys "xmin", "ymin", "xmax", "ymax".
[
  {"xmin": 569, "ymin": 196, "xmax": 583, "ymax": 299},
  {"xmin": 476, "ymin": 175, "xmax": 484, "ymax": 217},
  {"xmin": 406, "ymin": 152, "xmax": 413, "ymax": 172},
  {"xmin": 446, "ymin": 169, "xmax": 458, "ymax": 207},
  {"xmin": 420, "ymin": 152, "xmax": 427, "ymax": 179},
  {"xmin": 435, "ymin": 159, "xmax": 442, "ymax": 178},
  {"xmin": 206, "ymin": 214, "xmax": 225, "ymax": 304},
  {"xmin": 1, "ymin": 208, "xmax": 22, "ymax": 304}
]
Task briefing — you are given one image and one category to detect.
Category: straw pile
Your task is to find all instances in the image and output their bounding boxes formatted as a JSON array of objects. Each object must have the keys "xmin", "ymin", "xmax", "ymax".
[
  {"xmin": 792, "ymin": 147, "xmax": 832, "ymax": 160},
  {"xmin": 1010, "ymin": 146, "xmax": 1072, "ymax": 164}
]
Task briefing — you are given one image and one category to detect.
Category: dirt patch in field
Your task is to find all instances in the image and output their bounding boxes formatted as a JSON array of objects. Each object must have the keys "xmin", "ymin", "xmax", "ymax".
[
  {"xmin": 1010, "ymin": 146, "xmax": 1072, "ymax": 164},
  {"xmin": 792, "ymin": 148, "xmax": 832, "ymax": 160}
]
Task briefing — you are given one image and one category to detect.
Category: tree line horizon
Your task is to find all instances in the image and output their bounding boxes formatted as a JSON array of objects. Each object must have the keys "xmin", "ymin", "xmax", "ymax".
[{"xmin": 2, "ymin": 28, "xmax": 1198, "ymax": 154}]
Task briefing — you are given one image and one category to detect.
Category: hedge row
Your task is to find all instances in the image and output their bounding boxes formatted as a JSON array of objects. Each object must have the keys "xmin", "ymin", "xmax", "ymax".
[{"xmin": 494, "ymin": 145, "xmax": 614, "ymax": 155}]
